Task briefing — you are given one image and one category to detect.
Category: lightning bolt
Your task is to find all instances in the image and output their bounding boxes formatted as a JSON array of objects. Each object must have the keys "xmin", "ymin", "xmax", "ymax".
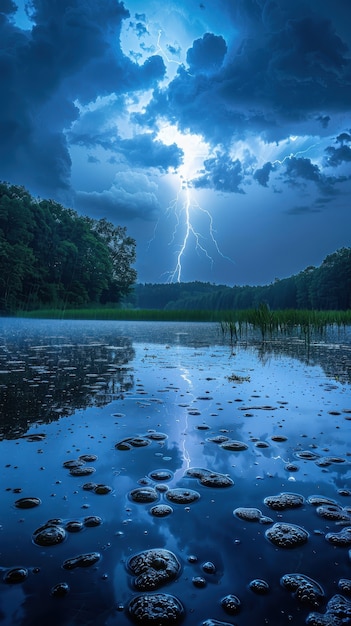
[
  {"xmin": 165, "ymin": 179, "xmax": 234, "ymax": 283},
  {"xmin": 272, "ymin": 141, "xmax": 319, "ymax": 166}
]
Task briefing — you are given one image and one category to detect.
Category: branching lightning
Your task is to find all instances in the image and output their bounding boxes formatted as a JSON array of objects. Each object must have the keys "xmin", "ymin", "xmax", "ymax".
[
  {"xmin": 167, "ymin": 179, "xmax": 233, "ymax": 283},
  {"xmin": 272, "ymin": 141, "xmax": 319, "ymax": 166}
]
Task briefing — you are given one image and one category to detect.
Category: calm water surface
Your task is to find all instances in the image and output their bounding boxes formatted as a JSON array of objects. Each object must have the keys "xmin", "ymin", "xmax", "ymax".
[{"xmin": 0, "ymin": 319, "xmax": 350, "ymax": 626}]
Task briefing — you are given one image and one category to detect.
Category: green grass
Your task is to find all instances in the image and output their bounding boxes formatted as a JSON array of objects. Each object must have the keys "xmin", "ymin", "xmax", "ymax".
[
  {"xmin": 18, "ymin": 307, "xmax": 226, "ymax": 322},
  {"xmin": 18, "ymin": 305, "xmax": 351, "ymax": 338}
]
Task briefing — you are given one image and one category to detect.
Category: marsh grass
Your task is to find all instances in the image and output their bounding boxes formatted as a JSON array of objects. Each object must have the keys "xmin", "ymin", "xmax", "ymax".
[{"xmin": 19, "ymin": 304, "xmax": 351, "ymax": 341}]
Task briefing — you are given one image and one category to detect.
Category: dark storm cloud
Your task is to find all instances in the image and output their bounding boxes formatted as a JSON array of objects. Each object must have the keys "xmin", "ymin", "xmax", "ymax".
[
  {"xmin": 324, "ymin": 133, "xmax": 351, "ymax": 167},
  {"xmin": 140, "ymin": 3, "xmax": 351, "ymax": 148},
  {"xmin": 118, "ymin": 134, "xmax": 183, "ymax": 171},
  {"xmin": 254, "ymin": 162, "xmax": 274, "ymax": 187},
  {"xmin": 0, "ymin": 0, "xmax": 165, "ymax": 201},
  {"xmin": 192, "ymin": 153, "xmax": 244, "ymax": 193},
  {"xmin": 186, "ymin": 32, "xmax": 227, "ymax": 72},
  {"xmin": 0, "ymin": 0, "xmax": 16, "ymax": 14}
]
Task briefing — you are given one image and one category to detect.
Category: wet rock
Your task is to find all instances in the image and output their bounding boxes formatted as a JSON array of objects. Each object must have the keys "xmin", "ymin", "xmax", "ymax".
[
  {"xmin": 129, "ymin": 487, "xmax": 159, "ymax": 503},
  {"xmin": 306, "ymin": 594, "xmax": 351, "ymax": 625},
  {"xmin": 202, "ymin": 561, "xmax": 216, "ymax": 574},
  {"xmin": 249, "ymin": 579, "xmax": 270, "ymax": 594},
  {"xmin": 149, "ymin": 505, "xmax": 173, "ymax": 517},
  {"xmin": 51, "ymin": 582, "xmax": 70, "ymax": 597},
  {"xmin": 14, "ymin": 497, "xmax": 41, "ymax": 509},
  {"xmin": 220, "ymin": 440, "xmax": 248, "ymax": 452},
  {"xmin": 127, "ymin": 548, "xmax": 181, "ymax": 591},
  {"xmin": 338, "ymin": 580, "xmax": 351, "ymax": 595},
  {"xmin": 127, "ymin": 593, "xmax": 184, "ymax": 624},
  {"xmin": 79, "ymin": 454, "xmax": 98, "ymax": 462},
  {"xmin": 295, "ymin": 451, "xmax": 320, "ymax": 461},
  {"xmin": 192, "ymin": 576, "xmax": 207, "ymax": 587},
  {"xmin": 265, "ymin": 523, "xmax": 309, "ymax": 548},
  {"xmin": 307, "ymin": 496, "xmax": 338, "ymax": 507},
  {"xmin": 316, "ymin": 505, "xmax": 351, "ymax": 522},
  {"xmin": 234, "ymin": 507, "xmax": 264, "ymax": 522},
  {"xmin": 3, "ymin": 567, "xmax": 28, "ymax": 583},
  {"xmin": 281, "ymin": 573, "xmax": 325, "ymax": 606},
  {"xmin": 82, "ymin": 482, "xmax": 97, "ymax": 491},
  {"xmin": 264, "ymin": 492, "xmax": 304, "ymax": 511},
  {"xmin": 63, "ymin": 459, "xmax": 85, "ymax": 469},
  {"xmin": 69, "ymin": 466, "xmax": 96, "ymax": 477},
  {"xmin": 149, "ymin": 470, "xmax": 173, "ymax": 481},
  {"xmin": 166, "ymin": 488, "xmax": 200, "ymax": 504},
  {"xmin": 221, "ymin": 594, "xmax": 241, "ymax": 614},
  {"xmin": 207, "ymin": 435, "xmax": 230, "ymax": 444},
  {"xmin": 84, "ymin": 515, "xmax": 102, "ymax": 527},
  {"xmin": 325, "ymin": 528, "xmax": 351, "ymax": 546},
  {"xmin": 186, "ymin": 468, "xmax": 233, "ymax": 488},
  {"xmin": 33, "ymin": 522, "xmax": 66, "ymax": 546},
  {"xmin": 62, "ymin": 552, "xmax": 101, "ymax": 570},
  {"xmin": 65, "ymin": 520, "xmax": 84, "ymax": 533},
  {"xmin": 148, "ymin": 432, "xmax": 168, "ymax": 441},
  {"xmin": 93, "ymin": 484, "xmax": 112, "ymax": 495}
]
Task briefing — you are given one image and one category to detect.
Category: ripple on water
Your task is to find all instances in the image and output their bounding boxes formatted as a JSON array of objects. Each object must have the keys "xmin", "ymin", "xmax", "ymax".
[{"xmin": 127, "ymin": 593, "xmax": 184, "ymax": 624}]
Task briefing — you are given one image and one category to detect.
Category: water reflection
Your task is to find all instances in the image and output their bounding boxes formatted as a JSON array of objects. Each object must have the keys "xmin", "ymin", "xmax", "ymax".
[{"xmin": 0, "ymin": 319, "xmax": 350, "ymax": 626}]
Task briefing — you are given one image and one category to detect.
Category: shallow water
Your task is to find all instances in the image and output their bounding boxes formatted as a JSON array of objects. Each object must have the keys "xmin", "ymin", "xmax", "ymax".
[{"xmin": 0, "ymin": 318, "xmax": 350, "ymax": 625}]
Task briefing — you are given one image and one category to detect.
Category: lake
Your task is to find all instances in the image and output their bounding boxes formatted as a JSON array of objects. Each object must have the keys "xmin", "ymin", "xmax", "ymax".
[{"xmin": 0, "ymin": 318, "xmax": 350, "ymax": 626}]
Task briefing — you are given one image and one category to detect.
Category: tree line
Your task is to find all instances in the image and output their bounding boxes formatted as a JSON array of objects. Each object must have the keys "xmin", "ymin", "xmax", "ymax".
[
  {"xmin": 0, "ymin": 182, "xmax": 136, "ymax": 312},
  {"xmin": 131, "ymin": 247, "xmax": 351, "ymax": 311}
]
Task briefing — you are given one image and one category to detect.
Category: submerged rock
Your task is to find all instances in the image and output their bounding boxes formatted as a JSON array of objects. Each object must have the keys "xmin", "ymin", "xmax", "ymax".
[
  {"xmin": 127, "ymin": 548, "xmax": 181, "ymax": 591},
  {"xmin": 128, "ymin": 593, "xmax": 184, "ymax": 624}
]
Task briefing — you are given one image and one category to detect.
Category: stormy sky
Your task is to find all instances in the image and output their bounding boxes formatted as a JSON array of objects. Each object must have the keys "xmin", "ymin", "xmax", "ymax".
[{"xmin": 1, "ymin": 0, "xmax": 351, "ymax": 285}]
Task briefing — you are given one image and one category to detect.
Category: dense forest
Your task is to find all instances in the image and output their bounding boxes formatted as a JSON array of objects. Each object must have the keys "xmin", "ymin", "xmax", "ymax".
[
  {"xmin": 131, "ymin": 247, "xmax": 351, "ymax": 311},
  {"xmin": 0, "ymin": 182, "xmax": 136, "ymax": 312},
  {"xmin": 1, "ymin": 181, "xmax": 350, "ymax": 314}
]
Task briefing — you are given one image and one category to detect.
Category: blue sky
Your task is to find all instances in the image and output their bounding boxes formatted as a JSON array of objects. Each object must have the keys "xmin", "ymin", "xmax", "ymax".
[{"xmin": 1, "ymin": 0, "xmax": 351, "ymax": 285}]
